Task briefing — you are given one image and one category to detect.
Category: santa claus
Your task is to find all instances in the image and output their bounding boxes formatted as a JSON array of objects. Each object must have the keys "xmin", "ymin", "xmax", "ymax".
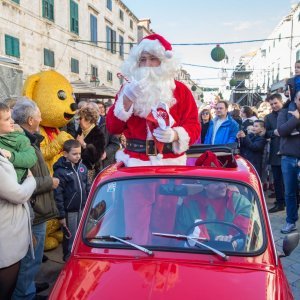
[{"xmin": 106, "ymin": 33, "xmax": 200, "ymax": 166}]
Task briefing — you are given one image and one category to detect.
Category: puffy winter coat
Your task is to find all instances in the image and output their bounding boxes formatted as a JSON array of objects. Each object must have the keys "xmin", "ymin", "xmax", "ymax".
[
  {"xmin": 0, "ymin": 154, "xmax": 36, "ymax": 268},
  {"xmin": 53, "ymin": 156, "xmax": 90, "ymax": 219},
  {"xmin": 204, "ymin": 115, "xmax": 239, "ymax": 145}
]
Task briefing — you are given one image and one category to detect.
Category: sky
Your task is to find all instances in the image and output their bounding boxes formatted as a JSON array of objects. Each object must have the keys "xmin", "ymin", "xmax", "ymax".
[{"xmin": 122, "ymin": 0, "xmax": 299, "ymax": 88}]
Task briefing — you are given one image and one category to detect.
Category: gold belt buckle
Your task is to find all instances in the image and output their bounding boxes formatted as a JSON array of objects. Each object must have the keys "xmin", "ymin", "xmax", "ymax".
[{"xmin": 146, "ymin": 140, "xmax": 157, "ymax": 156}]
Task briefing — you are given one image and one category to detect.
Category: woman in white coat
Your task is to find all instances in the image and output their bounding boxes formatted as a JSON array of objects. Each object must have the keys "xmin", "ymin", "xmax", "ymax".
[{"xmin": 0, "ymin": 152, "xmax": 36, "ymax": 299}]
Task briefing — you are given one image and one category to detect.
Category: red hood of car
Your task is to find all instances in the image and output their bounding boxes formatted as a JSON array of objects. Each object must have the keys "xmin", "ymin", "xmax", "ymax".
[{"xmin": 50, "ymin": 258, "xmax": 279, "ymax": 300}]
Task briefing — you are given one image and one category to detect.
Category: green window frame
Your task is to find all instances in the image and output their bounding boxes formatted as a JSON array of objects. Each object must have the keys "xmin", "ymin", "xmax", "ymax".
[
  {"xmin": 5, "ymin": 34, "xmax": 20, "ymax": 58},
  {"xmin": 107, "ymin": 71, "xmax": 113, "ymax": 82},
  {"xmin": 42, "ymin": 0, "xmax": 54, "ymax": 21},
  {"xmin": 70, "ymin": 0, "xmax": 79, "ymax": 34},
  {"xmin": 106, "ymin": 26, "xmax": 116, "ymax": 54},
  {"xmin": 91, "ymin": 65, "xmax": 98, "ymax": 78},
  {"xmin": 119, "ymin": 35, "xmax": 124, "ymax": 58},
  {"xmin": 119, "ymin": 9, "xmax": 124, "ymax": 21},
  {"xmin": 71, "ymin": 58, "xmax": 79, "ymax": 73},
  {"xmin": 296, "ymin": 49, "xmax": 300, "ymax": 61},
  {"xmin": 90, "ymin": 14, "xmax": 98, "ymax": 44},
  {"xmin": 107, "ymin": 0, "xmax": 112, "ymax": 11},
  {"xmin": 44, "ymin": 48, "xmax": 55, "ymax": 67}
]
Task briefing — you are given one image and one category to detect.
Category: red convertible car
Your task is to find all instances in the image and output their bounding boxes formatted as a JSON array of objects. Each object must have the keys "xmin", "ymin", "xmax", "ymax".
[{"xmin": 49, "ymin": 145, "xmax": 299, "ymax": 300}]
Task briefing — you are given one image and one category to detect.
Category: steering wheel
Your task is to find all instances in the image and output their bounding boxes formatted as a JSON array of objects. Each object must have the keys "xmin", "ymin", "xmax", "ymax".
[{"xmin": 186, "ymin": 220, "xmax": 246, "ymax": 250}]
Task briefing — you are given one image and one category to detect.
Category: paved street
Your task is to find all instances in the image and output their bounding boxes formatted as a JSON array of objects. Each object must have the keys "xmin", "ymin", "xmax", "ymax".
[
  {"xmin": 37, "ymin": 194, "xmax": 300, "ymax": 299},
  {"xmin": 266, "ymin": 199, "xmax": 300, "ymax": 299}
]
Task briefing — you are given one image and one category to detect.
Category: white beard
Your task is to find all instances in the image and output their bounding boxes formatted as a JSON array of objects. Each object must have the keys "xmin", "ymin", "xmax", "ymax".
[{"xmin": 130, "ymin": 67, "xmax": 176, "ymax": 118}]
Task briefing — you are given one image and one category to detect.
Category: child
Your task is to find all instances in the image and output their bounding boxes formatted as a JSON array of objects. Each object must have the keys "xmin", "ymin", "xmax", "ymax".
[
  {"xmin": 0, "ymin": 102, "xmax": 37, "ymax": 182},
  {"xmin": 237, "ymin": 120, "xmax": 267, "ymax": 177},
  {"xmin": 53, "ymin": 139, "xmax": 90, "ymax": 261}
]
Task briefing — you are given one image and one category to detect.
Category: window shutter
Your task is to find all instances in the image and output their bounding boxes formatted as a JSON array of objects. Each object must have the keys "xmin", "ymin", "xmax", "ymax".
[
  {"xmin": 106, "ymin": 26, "xmax": 111, "ymax": 51},
  {"xmin": 90, "ymin": 15, "xmax": 97, "ymax": 43},
  {"xmin": 44, "ymin": 49, "xmax": 54, "ymax": 67},
  {"xmin": 296, "ymin": 49, "xmax": 300, "ymax": 61},
  {"xmin": 112, "ymin": 30, "xmax": 116, "ymax": 54},
  {"xmin": 5, "ymin": 35, "xmax": 13, "ymax": 56},
  {"xmin": 70, "ymin": 0, "xmax": 79, "ymax": 34},
  {"xmin": 5, "ymin": 35, "xmax": 20, "ymax": 58}
]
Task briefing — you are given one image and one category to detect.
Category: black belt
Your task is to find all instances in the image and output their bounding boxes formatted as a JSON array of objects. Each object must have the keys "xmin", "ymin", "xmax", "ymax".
[{"xmin": 126, "ymin": 139, "xmax": 173, "ymax": 156}]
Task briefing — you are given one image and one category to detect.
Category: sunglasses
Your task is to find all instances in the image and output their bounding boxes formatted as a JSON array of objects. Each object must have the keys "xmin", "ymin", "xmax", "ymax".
[{"xmin": 201, "ymin": 112, "xmax": 209, "ymax": 115}]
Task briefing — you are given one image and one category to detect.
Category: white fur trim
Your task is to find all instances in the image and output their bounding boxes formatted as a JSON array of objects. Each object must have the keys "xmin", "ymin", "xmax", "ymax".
[
  {"xmin": 165, "ymin": 50, "xmax": 173, "ymax": 58},
  {"xmin": 113, "ymin": 93, "xmax": 133, "ymax": 122},
  {"xmin": 172, "ymin": 126, "xmax": 190, "ymax": 154},
  {"xmin": 115, "ymin": 149, "xmax": 187, "ymax": 166},
  {"xmin": 149, "ymin": 154, "xmax": 186, "ymax": 166}
]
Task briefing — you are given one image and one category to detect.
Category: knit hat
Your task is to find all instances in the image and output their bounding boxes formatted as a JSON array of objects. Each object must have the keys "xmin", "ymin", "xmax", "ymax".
[{"xmin": 141, "ymin": 34, "xmax": 173, "ymax": 58}]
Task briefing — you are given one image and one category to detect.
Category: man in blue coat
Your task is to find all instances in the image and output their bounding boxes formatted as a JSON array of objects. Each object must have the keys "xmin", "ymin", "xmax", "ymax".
[{"xmin": 204, "ymin": 100, "xmax": 239, "ymax": 145}]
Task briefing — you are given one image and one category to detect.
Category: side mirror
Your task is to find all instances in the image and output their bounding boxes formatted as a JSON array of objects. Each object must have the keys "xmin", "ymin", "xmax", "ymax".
[{"xmin": 281, "ymin": 232, "xmax": 299, "ymax": 257}]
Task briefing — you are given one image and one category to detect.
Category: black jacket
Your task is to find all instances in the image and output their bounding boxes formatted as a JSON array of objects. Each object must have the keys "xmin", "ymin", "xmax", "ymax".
[
  {"xmin": 240, "ymin": 133, "xmax": 267, "ymax": 177},
  {"xmin": 98, "ymin": 118, "xmax": 120, "ymax": 169},
  {"xmin": 53, "ymin": 157, "xmax": 90, "ymax": 218},
  {"xmin": 23, "ymin": 129, "xmax": 58, "ymax": 225},
  {"xmin": 264, "ymin": 111, "xmax": 281, "ymax": 166},
  {"xmin": 286, "ymin": 77, "xmax": 297, "ymax": 102},
  {"xmin": 241, "ymin": 118, "xmax": 254, "ymax": 133},
  {"xmin": 277, "ymin": 108, "xmax": 300, "ymax": 158},
  {"xmin": 200, "ymin": 122, "xmax": 210, "ymax": 144},
  {"xmin": 79, "ymin": 125, "xmax": 105, "ymax": 171}
]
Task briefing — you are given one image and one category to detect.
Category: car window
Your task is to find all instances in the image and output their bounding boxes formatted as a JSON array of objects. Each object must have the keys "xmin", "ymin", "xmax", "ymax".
[{"xmin": 83, "ymin": 178, "xmax": 265, "ymax": 255}]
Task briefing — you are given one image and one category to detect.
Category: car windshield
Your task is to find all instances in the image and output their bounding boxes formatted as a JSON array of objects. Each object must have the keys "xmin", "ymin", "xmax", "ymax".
[{"xmin": 83, "ymin": 177, "xmax": 265, "ymax": 255}]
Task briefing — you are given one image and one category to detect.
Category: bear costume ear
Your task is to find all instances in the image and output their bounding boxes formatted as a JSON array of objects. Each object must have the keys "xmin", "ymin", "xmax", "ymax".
[{"xmin": 23, "ymin": 73, "xmax": 40, "ymax": 99}]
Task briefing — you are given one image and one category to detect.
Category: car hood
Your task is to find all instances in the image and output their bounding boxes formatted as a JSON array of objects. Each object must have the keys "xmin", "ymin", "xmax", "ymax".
[{"xmin": 51, "ymin": 258, "xmax": 277, "ymax": 300}]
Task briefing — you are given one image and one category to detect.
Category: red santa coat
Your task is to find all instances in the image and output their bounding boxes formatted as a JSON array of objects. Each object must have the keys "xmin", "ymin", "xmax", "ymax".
[{"xmin": 106, "ymin": 80, "xmax": 200, "ymax": 166}]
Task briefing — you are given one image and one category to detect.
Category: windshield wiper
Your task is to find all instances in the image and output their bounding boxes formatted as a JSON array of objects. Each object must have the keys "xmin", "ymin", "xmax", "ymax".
[
  {"xmin": 92, "ymin": 235, "xmax": 153, "ymax": 256},
  {"xmin": 152, "ymin": 232, "xmax": 228, "ymax": 261}
]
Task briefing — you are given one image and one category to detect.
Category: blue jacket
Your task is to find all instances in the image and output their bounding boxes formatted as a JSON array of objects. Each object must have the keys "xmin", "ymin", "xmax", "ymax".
[
  {"xmin": 204, "ymin": 115, "xmax": 239, "ymax": 145},
  {"xmin": 53, "ymin": 157, "xmax": 90, "ymax": 218}
]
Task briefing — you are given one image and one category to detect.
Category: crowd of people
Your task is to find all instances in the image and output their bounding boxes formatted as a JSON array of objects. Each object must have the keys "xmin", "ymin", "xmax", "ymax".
[{"xmin": 0, "ymin": 33, "xmax": 299, "ymax": 299}]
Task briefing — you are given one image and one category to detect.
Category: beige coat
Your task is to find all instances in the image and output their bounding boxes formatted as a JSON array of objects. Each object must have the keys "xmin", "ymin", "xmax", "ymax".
[{"xmin": 0, "ymin": 155, "xmax": 36, "ymax": 268}]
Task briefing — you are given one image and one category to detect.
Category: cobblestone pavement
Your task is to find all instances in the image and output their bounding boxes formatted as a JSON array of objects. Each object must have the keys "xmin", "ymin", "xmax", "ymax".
[
  {"xmin": 37, "ymin": 194, "xmax": 300, "ymax": 299},
  {"xmin": 266, "ymin": 195, "xmax": 300, "ymax": 299}
]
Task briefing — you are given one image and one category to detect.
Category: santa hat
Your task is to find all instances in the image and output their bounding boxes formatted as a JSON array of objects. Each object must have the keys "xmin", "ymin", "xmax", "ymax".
[{"xmin": 140, "ymin": 33, "xmax": 173, "ymax": 59}]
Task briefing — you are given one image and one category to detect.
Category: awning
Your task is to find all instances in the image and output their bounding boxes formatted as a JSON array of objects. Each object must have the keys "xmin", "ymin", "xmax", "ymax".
[
  {"xmin": 0, "ymin": 56, "xmax": 22, "ymax": 70},
  {"xmin": 70, "ymin": 80, "xmax": 97, "ymax": 95},
  {"xmin": 70, "ymin": 80, "xmax": 117, "ymax": 99},
  {"xmin": 91, "ymin": 84, "xmax": 118, "ymax": 99}
]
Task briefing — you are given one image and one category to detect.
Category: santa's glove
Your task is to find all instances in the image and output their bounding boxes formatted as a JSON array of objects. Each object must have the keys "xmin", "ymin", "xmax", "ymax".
[
  {"xmin": 153, "ymin": 127, "xmax": 175, "ymax": 143},
  {"xmin": 57, "ymin": 131, "xmax": 73, "ymax": 146},
  {"xmin": 122, "ymin": 80, "xmax": 145, "ymax": 103}
]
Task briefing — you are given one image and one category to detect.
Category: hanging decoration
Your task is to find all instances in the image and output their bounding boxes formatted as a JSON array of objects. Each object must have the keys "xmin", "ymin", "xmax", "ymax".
[
  {"xmin": 191, "ymin": 85, "xmax": 197, "ymax": 91},
  {"xmin": 211, "ymin": 45, "xmax": 226, "ymax": 62},
  {"xmin": 229, "ymin": 79, "xmax": 237, "ymax": 87}
]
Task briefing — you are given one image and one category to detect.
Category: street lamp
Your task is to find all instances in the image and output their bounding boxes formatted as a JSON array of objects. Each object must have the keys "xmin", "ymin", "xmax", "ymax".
[{"xmin": 90, "ymin": 75, "xmax": 100, "ymax": 87}]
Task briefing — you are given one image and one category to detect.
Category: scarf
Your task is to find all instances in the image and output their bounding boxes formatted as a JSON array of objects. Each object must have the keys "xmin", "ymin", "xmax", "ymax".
[{"xmin": 82, "ymin": 124, "xmax": 95, "ymax": 138}]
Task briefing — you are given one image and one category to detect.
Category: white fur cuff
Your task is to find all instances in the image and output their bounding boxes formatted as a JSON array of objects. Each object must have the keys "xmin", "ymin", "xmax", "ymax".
[
  {"xmin": 172, "ymin": 126, "xmax": 190, "ymax": 154},
  {"xmin": 113, "ymin": 93, "xmax": 133, "ymax": 122},
  {"xmin": 115, "ymin": 149, "xmax": 187, "ymax": 166}
]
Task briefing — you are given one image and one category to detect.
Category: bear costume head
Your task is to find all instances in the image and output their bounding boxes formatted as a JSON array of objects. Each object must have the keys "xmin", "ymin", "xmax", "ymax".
[{"xmin": 23, "ymin": 70, "xmax": 77, "ymax": 128}]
